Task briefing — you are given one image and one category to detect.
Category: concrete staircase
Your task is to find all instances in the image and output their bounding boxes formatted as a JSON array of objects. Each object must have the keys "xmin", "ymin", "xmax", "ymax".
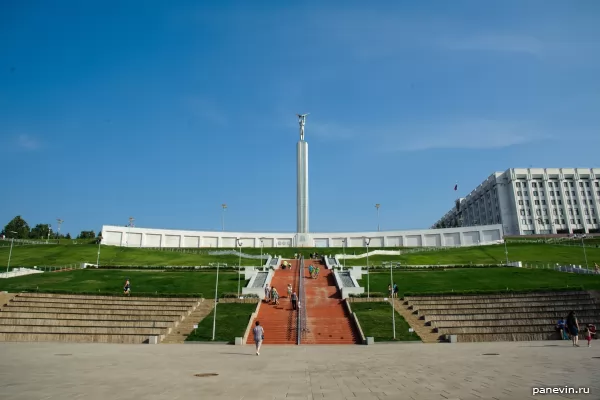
[
  {"xmin": 246, "ymin": 261, "xmax": 298, "ymax": 345},
  {"xmin": 161, "ymin": 299, "xmax": 215, "ymax": 344},
  {"xmin": 405, "ymin": 291, "xmax": 600, "ymax": 342},
  {"xmin": 0, "ymin": 293, "xmax": 200, "ymax": 343},
  {"xmin": 303, "ymin": 261, "xmax": 358, "ymax": 344},
  {"xmin": 392, "ymin": 299, "xmax": 440, "ymax": 343}
]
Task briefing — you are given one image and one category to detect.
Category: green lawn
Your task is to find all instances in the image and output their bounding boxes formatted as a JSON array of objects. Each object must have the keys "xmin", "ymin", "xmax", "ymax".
[
  {"xmin": 0, "ymin": 269, "xmax": 245, "ymax": 297},
  {"xmin": 362, "ymin": 268, "xmax": 600, "ymax": 297},
  {"xmin": 342, "ymin": 243, "xmax": 600, "ymax": 267},
  {"xmin": 351, "ymin": 302, "xmax": 420, "ymax": 342},
  {"xmin": 2, "ymin": 242, "xmax": 600, "ymax": 269},
  {"xmin": 186, "ymin": 303, "xmax": 256, "ymax": 342}
]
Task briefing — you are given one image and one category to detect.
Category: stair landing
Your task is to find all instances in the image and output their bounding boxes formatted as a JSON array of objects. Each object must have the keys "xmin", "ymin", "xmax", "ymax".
[{"xmin": 303, "ymin": 261, "xmax": 358, "ymax": 344}]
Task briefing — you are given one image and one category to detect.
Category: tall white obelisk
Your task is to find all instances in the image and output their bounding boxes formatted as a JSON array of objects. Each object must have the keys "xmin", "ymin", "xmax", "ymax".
[{"xmin": 296, "ymin": 114, "xmax": 309, "ymax": 237}]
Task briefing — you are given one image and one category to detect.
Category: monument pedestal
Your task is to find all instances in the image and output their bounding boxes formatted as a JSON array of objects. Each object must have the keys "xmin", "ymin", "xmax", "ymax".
[{"xmin": 296, "ymin": 234, "xmax": 312, "ymax": 247}]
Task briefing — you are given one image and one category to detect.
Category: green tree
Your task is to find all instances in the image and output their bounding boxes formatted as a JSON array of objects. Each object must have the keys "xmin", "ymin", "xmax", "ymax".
[
  {"xmin": 29, "ymin": 224, "xmax": 52, "ymax": 239},
  {"xmin": 3, "ymin": 216, "xmax": 30, "ymax": 239},
  {"xmin": 77, "ymin": 231, "xmax": 95, "ymax": 239},
  {"xmin": 65, "ymin": 233, "xmax": 71, "ymax": 239}
]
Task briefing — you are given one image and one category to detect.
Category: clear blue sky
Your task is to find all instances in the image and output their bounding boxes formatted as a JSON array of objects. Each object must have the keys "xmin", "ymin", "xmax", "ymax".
[{"xmin": 1, "ymin": 1, "xmax": 599, "ymax": 236}]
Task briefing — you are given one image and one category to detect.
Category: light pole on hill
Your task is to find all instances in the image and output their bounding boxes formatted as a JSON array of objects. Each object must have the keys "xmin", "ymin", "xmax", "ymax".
[
  {"xmin": 47, "ymin": 224, "xmax": 51, "ymax": 244},
  {"xmin": 126, "ymin": 217, "xmax": 135, "ymax": 247},
  {"xmin": 237, "ymin": 239, "xmax": 243, "ymax": 298},
  {"xmin": 56, "ymin": 218, "xmax": 64, "ymax": 240},
  {"xmin": 221, "ymin": 204, "xmax": 227, "ymax": 231},
  {"xmin": 375, "ymin": 204, "xmax": 381, "ymax": 232},
  {"xmin": 5, "ymin": 231, "xmax": 17, "ymax": 273},
  {"xmin": 260, "ymin": 239, "xmax": 264, "ymax": 269},
  {"xmin": 212, "ymin": 263, "xmax": 220, "ymax": 340},
  {"xmin": 365, "ymin": 238, "xmax": 371, "ymax": 299},
  {"xmin": 342, "ymin": 239, "xmax": 347, "ymax": 271},
  {"xmin": 581, "ymin": 235, "xmax": 589, "ymax": 270},
  {"xmin": 96, "ymin": 235, "xmax": 102, "ymax": 267},
  {"xmin": 503, "ymin": 235, "xmax": 509, "ymax": 265},
  {"xmin": 390, "ymin": 261, "xmax": 396, "ymax": 340}
]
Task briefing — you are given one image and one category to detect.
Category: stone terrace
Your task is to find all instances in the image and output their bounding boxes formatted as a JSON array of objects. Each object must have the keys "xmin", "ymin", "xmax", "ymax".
[
  {"xmin": 0, "ymin": 293, "xmax": 201, "ymax": 343},
  {"xmin": 405, "ymin": 291, "xmax": 600, "ymax": 342}
]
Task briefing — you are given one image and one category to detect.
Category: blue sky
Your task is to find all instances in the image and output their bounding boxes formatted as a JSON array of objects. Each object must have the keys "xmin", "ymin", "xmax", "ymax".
[{"xmin": 1, "ymin": 1, "xmax": 599, "ymax": 236}]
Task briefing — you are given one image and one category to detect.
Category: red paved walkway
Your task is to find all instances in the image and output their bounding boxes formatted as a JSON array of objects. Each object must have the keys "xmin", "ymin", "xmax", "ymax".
[
  {"xmin": 246, "ymin": 261, "xmax": 298, "ymax": 345},
  {"xmin": 303, "ymin": 259, "xmax": 358, "ymax": 344}
]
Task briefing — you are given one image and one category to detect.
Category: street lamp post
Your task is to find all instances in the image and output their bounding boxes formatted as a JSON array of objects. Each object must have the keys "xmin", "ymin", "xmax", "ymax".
[
  {"xmin": 503, "ymin": 235, "xmax": 509, "ymax": 265},
  {"xmin": 5, "ymin": 231, "xmax": 17, "ymax": 274},
  {"xmin": 342, "ymin": 239, "xmax": 346, "ymax": 271},
  {"xmin": 390, "ymin": 261, "xmax": 396, "ymax": 340},
  {"xmin": 582, "ymin": 235, "xmax": 589, "ymax": 270},
  {"xmin": 56, "ymin": 218, "xmax": 63, "ymax": 240},
  {"xmin": 221, "ymin": 204, "xmax": 227, "ymax": 231},
  {"xmin": 375, "ymin": 204, "xmax": 381, "ymax": 232},
  {"xmin": 212, "ymin": 263, "xmax": 220, "ymax": 340},
  {"xmin": 126, "ymin": 217, "xmax": 135, "ymax": 247},
  {"xmin": 365, "ymin": 238, "xmax": 371, "ymax": 299},
  {"xmin": 96, "ymin": 236, "xmax": 102, "ymax": 267},
  {"xmin": 47, "ymin": 224, "xmax": 51, "ymax": 244},
  {"xmin": 260, "ymin": 239, "xmax": 264, "ymax": 269},
  {"xmin": 237, "ymin": 239, "xmax": 243, "ymax": 298}
]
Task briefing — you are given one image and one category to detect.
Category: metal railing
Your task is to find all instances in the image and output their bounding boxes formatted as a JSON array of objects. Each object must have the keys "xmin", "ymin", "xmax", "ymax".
[{"xmin": 297, "ymin": 255, "xmax": 308, "ymax": 345}]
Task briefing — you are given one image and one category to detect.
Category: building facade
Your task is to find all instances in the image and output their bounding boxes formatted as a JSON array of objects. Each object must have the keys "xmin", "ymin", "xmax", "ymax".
[
  {"xmin": 100, "ymin": 224, "xmax": 503, "ymax": 248},
  {"xmin": 433, "ymin": 168, "xmax": 600, "ymax": 236}
]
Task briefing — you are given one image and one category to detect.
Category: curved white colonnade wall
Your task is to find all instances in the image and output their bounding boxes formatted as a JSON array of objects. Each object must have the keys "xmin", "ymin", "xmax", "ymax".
[{"xmin": 100, "ymin": 224, "xmax": 504, "ymax": 248}]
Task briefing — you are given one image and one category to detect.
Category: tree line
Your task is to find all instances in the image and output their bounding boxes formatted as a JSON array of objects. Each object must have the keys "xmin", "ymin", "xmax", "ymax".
[{"xmin": 1, "ymin": 215, "xmax": 101, "ymax": 240}]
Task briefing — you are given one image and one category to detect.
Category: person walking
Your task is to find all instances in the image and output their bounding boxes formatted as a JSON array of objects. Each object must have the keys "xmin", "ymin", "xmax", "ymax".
[
  {"xmin": 123, "ymin": 279, "xmax": 131, "ymax": 296},
  {"xmin": 253, "ymin": 321, "xmax": 264, "ymax": 356},
  {"xmin": 291, "ymin": 291, "xmax": 298, "ymax": 310},
  {"xmin": 264, "ymin": 284, "xmax": 270, "ymax": 303},
  {"xmin": 566, "ymin": 311, "xmax": 580, "ymax": 347},
  {"xmin": 287, "ymin": 284, "xmax": 292, "ymax": 299}
]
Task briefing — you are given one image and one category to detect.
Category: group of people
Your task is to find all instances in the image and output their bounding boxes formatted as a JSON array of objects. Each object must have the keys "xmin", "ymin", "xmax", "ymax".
[
  {"xmin": 264, "ymin": 283, "xmax": 298, "ymax": 310},
  {"xmin": 556, "ymin": 311, "xmax": 596, "ymax": 347},
  {"xmin": 388, "ymin": 283, "xmax": 399, "ymax": 298},
  {"xmin": 308, "ymin": 264, "xmax": 320, "ymax": 279}
]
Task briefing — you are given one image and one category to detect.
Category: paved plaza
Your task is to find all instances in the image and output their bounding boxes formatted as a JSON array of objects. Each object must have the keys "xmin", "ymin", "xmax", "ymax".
[{"xmin": 0, "ymin": 341, "xmax": 598, "ymax": 400}]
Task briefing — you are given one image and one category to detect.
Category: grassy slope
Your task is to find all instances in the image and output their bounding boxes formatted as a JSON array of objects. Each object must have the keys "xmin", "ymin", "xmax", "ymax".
[
  {"xmin": 343, "ymin": 243, "xmax": 600, "ymax": 266},
  {"xmin": 1, "ymin": 242, "xmax": 600, "ymax": 268},
  {"xmin": 351, "ymin": 302, "xmax": 420, "ymax": 341},
  {"xmin": 186, "ymin": 303, "xmax": 256, "ymax": 342},
  {"xmin": 364, "ymin": 268, "xmax": 600, "ymax": 297},
  {"xmin": 0, "ymin": 269, "xmax": 242, "ymax": 297}
]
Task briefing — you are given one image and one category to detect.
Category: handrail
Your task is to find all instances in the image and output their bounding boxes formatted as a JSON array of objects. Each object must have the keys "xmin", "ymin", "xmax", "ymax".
[{"xmin": 296, "ymin": 255, "xmax": 303, "ymax": 345}]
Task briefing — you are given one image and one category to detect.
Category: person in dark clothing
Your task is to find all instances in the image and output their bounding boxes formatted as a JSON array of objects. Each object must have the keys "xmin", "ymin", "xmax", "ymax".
[
  {"xmin": 291, "ymin": 291, "xmax": 298, "ymax": 310},
  {"xmin": 566, "ymin": 311, "xmax": 580, "ymax": 347}
]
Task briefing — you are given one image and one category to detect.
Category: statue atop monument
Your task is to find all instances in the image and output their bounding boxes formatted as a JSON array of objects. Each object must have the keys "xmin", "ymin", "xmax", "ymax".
[{"xmin": 297, "ymin": 113, "xmax": 309, "ymax": 141}]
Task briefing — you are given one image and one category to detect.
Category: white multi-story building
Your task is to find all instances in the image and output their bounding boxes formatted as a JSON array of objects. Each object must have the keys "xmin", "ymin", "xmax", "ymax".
[{"xmin": 433, "ymin": 168, "xmax": 600, "ymax": 236}]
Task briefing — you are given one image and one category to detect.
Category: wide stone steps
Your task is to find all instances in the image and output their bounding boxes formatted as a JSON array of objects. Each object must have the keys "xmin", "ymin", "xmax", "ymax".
[
  {"xmin": 411, "ymin": 300, "xmax": 595, "ymax": 311},
  {"xmin": 162, "ymin": 300, "xmax": 215, "ymax": 344},
  {"xmin": 0, "ymin": 318, "xmax": 173, "ymax": 328},
  {"xmin": 0, "ymin": 312, "xmax": 179, "ymax": 321}
]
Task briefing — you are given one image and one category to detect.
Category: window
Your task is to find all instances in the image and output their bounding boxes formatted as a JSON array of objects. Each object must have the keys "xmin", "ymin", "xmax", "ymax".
[
  {"xmin": 597, "ymin": 191, "xmax": 600, "ymax": 196},
  {"xmin": 522, "ymin": 219, "xmax": 527, "ymax": 225},
  {"xmin": 596, "ymin": 182, "xmax": 599, "ymax": 187},
  {"xmin": 543, "ymin": 209, "xmax": 548, "ymax": 215},
  {"xmin": 526, "ymin": 200, "xmax": 530, "ymax": 206},
  {"xmin": 534, "ymin": 200, "xmax": 540, "ymax": 205},
  {"xmin": 570, "ymin": 182, "xmax": 574, "ymax": 187},
  {"xmin": 551, "ymin": 200, "xmax": 556, "ymax": 205},
  {"xmin": 536, "ymin": 210, "xmax": 541, "ymax": 216},
  {"xmin": 588, "ymin": 191, "xmax": 591, "ymax": 196},
  {"xmin": 586, "ymin": 219, "xmax": 591, "ymax": 224},
  {"xmin": 574, "ymin": 200, "xmax": 578, "ymax": 205},
  {"xmin": 570, "ymin": 219, "xmax": 575, "ymax": 224},
  {"xmin": 564, "ymin": 182, "xmax": 568, "ymax": 188},
  {"xmin": 516, "ymin": 182, "xmax": 521, "ymax": 187},
  {"xmin": 532, "ymin": 182, "xmax": 537, "ymax": 188},
  {"xmin": 567, "ymin": 200, "xmax": 572, "ymax": 205},
  {"xmin": 545, "ymin": 219, "xmax": 550, "ymax": 224},
  {"xmin": 542, "ymin": 200, "xmax": 546, "ymax": 205},
  {"xmin": 554, "ymin": 219, "xmax": 559, "ymax": 224},
  {"xmin": 528, "ymin": 219, "xmax": 532, "ymax": 224},
  {"xmin": 517, "ymin": 190, "xmax": 522, "ymax": 196},
  {"xmin": 518, "ymin": 200, "xmax": 523, "ymax": 205},
  {"xmin": 585, "ymin": 209, "xmax": 589, "ymax": 215},
  {"xmin": 577, "ymin": 219, "xmax": 581, "ymax": 224},
  {"xmin": 524, "ymin": 191, "xmax": 529, "ymax": 196},
  {"xmin": 579, "ymin": 182, "xmax": 584, "ymax": 188},
  {"xmin": 520, "ymin": 209, "xmax": 525, "ymax": 216},
  {"xmin": 561, "ymin": 219, "xmax": 566, "ymax": 224},
  {"xmin": 572, "ymin": 191, "xmax": 576, "ymax": 196},
  {"xmin": 569, "ymin": 209, "xmax": 573, "ymax": 215},
  {"xmin": 558, "ymin": 200, "xmax": 563, "ymax": 205},
  {"xmin": 533, "ymin": 191, "xmax": 539, "ymax": 197},
  {"xmin": 594, "ymin": 219, "xmax": 598, "ymax": 224},
  {"xmin": 586, "ymin": 182, "xmax": 590, "ymax": 187},
  {"xmin": 550, "ymin": 191, "xmax": 554, "ymax": 196},
  {"xmin": 566, "ymin": 192, "xmax": 570, "ymax": 197},
  {"xmin": 553, "ymin": 209, "xmax": 558, "ymax": 215},
  {"xmin": 527, "ymin": 210, "xmax": 531, "ymax": 216},
  {"xmin": 581, "ymin": 191, "xmax": 586, "ymax": 196},
  {"xmin": 560, "ymin": 209, "xmax": 564, "ymax": 215},
  {"xmin": 575, "ymin": 209, "xmax": 580, "ymax": 215}
]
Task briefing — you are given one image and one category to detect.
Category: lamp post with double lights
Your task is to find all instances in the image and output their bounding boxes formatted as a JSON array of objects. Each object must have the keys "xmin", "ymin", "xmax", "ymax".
[
  {"xmin": 342, "ymin": 239, "xmax": 347, "ymax": 271},
  {"xmin": 581, "ymin": 235, "xmax": 589, "ymax": 270},
  {"xmin": 260, "ymin": 239, "xmax": 264, "ymax": 269},
  {"xmin": 56, "ymin": 218, "xmax": 63, "ymax": 240},
  {"xmin": 365, "ymin": 238, "xmax": 371, "ymax": 299},
  {"xmin": 237, "ymin": 239, "xmax": 243, "ymax": 298},
  {"xmin": 375, "ymin": 204, "xmax": 381, "ymax": 232},
  {"xmin": 5, "ymin": 231, "xmax": 17, "ymax": 273},
  {"xmin": 212, "ymin": 262, "xmax": 220, "ymax": 340},
  {"xmin": 221, "ymin": 204, "xmax": 227, "ymax": 231},
  {"xmin": 390, "ymin": 261, "xmax": 396, "ymax": 339}
]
